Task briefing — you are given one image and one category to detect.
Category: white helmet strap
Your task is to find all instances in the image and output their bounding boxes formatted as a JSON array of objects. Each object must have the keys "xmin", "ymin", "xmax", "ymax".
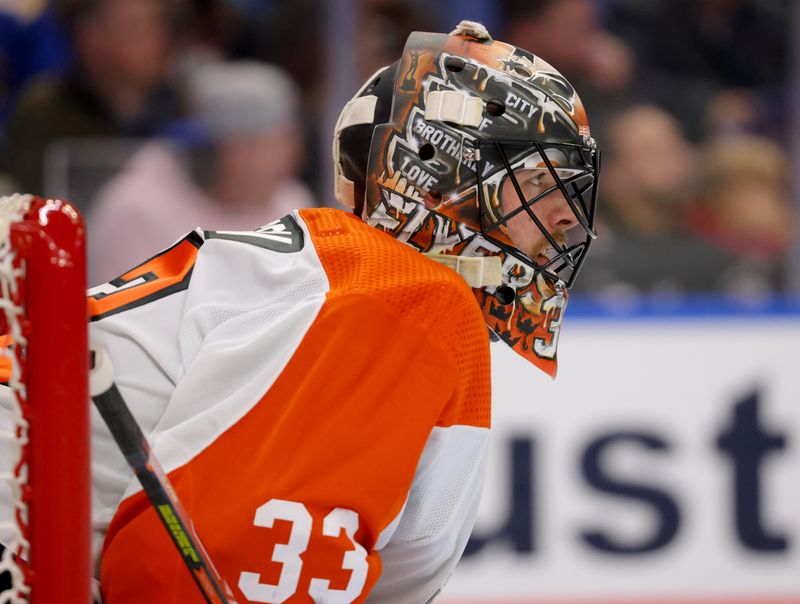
[
  {"xmin": 423, "ymin": 253, "xmax": 503, "ymax": 288},
  {"xmin": 425, "ymin": 90, "xmax": 484, "ymax": 128}
]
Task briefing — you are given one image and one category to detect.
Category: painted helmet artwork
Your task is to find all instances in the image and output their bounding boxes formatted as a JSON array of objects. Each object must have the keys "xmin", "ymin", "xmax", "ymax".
[{"xmin": 334, "ymin": 21, "xmax": 601, "ymax": 377}]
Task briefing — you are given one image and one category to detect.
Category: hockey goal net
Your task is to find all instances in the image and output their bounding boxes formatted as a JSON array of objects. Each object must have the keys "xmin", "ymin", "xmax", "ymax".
[{"xmin": 0, "ymin": 195, "xmax": 90, "ymax": 603}]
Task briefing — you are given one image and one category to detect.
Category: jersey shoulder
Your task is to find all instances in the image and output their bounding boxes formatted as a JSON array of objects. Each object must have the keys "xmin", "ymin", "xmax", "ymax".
[
  {"xmin": 299, "ymin": 207, "xmax": 491, "ymax": 428},
  {"xmin": 299, "ymin": 207, "xmax": 477, "ymax": 310}
]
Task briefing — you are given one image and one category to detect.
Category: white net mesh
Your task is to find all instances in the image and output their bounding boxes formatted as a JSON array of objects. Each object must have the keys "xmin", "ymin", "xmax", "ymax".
[{"xmin": 0, "ymin": 194, "xmax": 33, "ymax": 603}]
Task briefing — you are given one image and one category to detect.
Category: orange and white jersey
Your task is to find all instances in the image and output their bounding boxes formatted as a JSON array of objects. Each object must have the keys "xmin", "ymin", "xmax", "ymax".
[{"xmin": 88, "ymin": 207, "xmax": 491, "ymax": 603}]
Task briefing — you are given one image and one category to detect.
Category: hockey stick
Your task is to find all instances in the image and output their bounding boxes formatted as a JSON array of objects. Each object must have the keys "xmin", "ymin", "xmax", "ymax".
[{"xmin": 89, "ymin": 345, "xmax": 237, "ymax": 604}]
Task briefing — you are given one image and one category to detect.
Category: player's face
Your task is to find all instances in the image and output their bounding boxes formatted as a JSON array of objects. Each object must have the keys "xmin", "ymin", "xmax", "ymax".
[{"xmin": 500, "ymin": 169, "xmax": 579, "ymax": 265}]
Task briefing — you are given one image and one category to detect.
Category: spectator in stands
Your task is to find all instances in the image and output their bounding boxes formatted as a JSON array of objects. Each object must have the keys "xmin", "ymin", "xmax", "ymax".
[
  {"xmin": 604, "ymin": 0, "xmax": 789, "ymax": 142},
  {"xmin": 170, "ymin": 0, "xmax": 264, "ymax": 69},
  {"xmin": 576, "ymin": 104, "xmax": 736, "ymax": 297},
  {"xmin": 87, "ymin": 61, "xmax": 315, "ymax": 286},
  {"xmin": 237, "ymin": 0, "xmax": 324, "ymax": 197},
  {"xmin": 251, "ymin": 0, "xmax": 323, "ymax": 107},
  {"xmin": 500, "ymin": 0, "xmax": 634, "ymax": 135},
  {"xmin": 0, "ymin": 0, "xmax": 180, "ymax": 196},
  {"xmin": 356, "ymin": 0, "xmax": 437, "ymax": 81},
  {"xmin": 0, "ymin": 1, "xmax": 71, "ymax": 132},
  {"xmin": 686, "ymin": 135, "xmax": 794, "ymax": 294}
]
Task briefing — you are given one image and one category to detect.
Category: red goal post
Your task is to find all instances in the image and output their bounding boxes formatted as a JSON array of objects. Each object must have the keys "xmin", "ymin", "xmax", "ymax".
[{"xmin": 0, "ymin": 195, "xmax": 91, "ymax": 603}]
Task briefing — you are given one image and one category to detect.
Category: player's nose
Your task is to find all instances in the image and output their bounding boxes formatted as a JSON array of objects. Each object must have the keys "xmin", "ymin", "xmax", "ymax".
[{"xmin": 543, "ymin": 194, "xmax": 579, "ymax": 233}]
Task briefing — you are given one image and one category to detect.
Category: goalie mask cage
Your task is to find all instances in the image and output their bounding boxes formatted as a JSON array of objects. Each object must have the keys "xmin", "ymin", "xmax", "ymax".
[{"xmin": 0, "ymin": 195, "xmax": 90, "ymax": 603}]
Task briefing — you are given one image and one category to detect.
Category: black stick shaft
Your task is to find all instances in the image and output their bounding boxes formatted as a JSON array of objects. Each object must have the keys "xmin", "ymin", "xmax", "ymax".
[{"xmin": 92, "ymin": 383, "xmax": 236, "ymax": 604}]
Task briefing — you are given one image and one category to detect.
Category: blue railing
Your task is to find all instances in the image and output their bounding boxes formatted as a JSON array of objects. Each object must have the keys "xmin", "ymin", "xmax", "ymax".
[{"xmin": 566, "ymin": 294, "xmax": 800, "ymax": 319}]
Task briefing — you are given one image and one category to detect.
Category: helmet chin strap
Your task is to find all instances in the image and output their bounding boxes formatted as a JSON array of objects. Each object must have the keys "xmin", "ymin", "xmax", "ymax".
[{"xmin": 423, "ymin": 253, "xmax": 503, "ymax": 288}]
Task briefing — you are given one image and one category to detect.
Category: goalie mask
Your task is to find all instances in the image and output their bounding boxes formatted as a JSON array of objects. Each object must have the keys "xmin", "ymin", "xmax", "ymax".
[{"xmin": 333, "ymin": 21, "xmax": 600, "ymax": 377}]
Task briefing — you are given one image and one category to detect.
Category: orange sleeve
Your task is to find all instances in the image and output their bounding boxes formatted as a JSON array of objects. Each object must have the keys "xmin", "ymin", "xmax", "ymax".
[{"xmin": 100, "ymin": 291, "xmax": 460, "ymax": 603}]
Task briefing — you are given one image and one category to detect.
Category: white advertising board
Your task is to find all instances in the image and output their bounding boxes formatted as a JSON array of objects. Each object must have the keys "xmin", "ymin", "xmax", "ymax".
[{"xmin": 442, "ymin": 316, "xmax": 800, "ymax": 603}]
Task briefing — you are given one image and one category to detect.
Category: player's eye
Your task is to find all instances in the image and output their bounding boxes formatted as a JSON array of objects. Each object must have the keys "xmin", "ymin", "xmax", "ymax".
[{"xmin": 525, "ymin": 172, "xmax": 548, "ymax": 187}]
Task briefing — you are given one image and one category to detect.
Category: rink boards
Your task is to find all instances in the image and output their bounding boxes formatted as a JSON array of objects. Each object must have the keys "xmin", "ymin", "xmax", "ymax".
[{"xmin": 443, "ymin": 308, "xmax": 800, "ymax": 603}]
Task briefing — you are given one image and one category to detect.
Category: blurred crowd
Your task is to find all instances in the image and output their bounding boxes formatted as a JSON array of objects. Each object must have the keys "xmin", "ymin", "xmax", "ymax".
[
  {"xmin": 0, "ymin": 0, "xmax": 795, "ymax": 296},
  {"xmin": 503, "ymin": 0, "xmax": 794, "ymax": 299}
]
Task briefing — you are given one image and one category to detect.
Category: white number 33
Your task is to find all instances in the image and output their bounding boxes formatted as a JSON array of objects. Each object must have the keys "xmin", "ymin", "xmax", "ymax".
[{"xmin": 238, "ymin": 499, "xmax": 369, "ymax": 603}]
